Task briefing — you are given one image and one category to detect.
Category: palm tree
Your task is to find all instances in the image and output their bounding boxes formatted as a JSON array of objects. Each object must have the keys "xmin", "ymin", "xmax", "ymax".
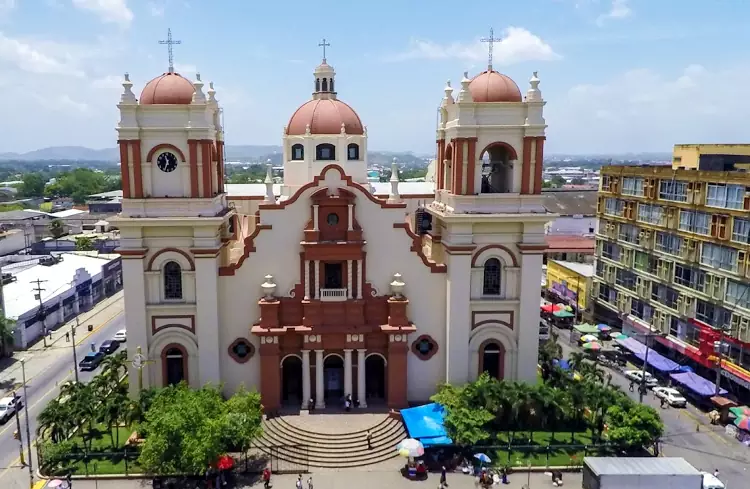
[
  {"xmin": 511, "ymin": 382, "xmax": 533, "ymax": 444},
  {"xmin": 37, "ymin": 398, "xmax": 72, "ymax": 442},
  {"xmin": 0, "ymin": 314, "xmax": 15, "ymax": 358}
]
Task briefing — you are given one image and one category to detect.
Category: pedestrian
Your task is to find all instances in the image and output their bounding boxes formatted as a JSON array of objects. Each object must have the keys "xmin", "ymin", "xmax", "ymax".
[
  {"xmin": 366, "ymin": 430, "xmax": 372, "ymax": 449},
  {"xmin": 307, "ymin": 475, "xmax": 313, "ymax": 489},
  {"xmin": 440, "ymin": 465, "xmax": 447, "ymax": 487},
  {"xmin": 629, "ymin": 381, "xmax": 635, "ymax": 392},
  {"xmin": 65, "ymin": 331, "xmax": 70, "ymax": 342},
  {"xmin": 308, "ymin": 398, "xmax": 315, "ymax": 413},
  {"xmin": 90, "ymin": 342, "xmax": 96, "ymax": 352},
  {"xmin": 714, "ymin": 469, "xmax": 720, "ymax": 478},
  {"xmin": 660, "ymin": 397, "xmax": 667, "ymax": 409},
  {"xmin": 296, "ymin": 474, "xmax": 303, "ymax": 489},
  {"xmin": 262, "ymin": 467, "xmax": 271, "ymax": 489}
]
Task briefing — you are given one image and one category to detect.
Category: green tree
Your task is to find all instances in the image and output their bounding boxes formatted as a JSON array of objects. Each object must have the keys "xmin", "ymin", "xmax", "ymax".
[
  {"xmin": 75, "ymin": 236, "xmax": 95, "ymax": 251},
  {"xmin": 0, "ymin": 314, "xmax": 15, "ymax": 358},
  {"xmin": 430, "ymin": 381, "xmax": 494, "ymax": 446},
  {"xmin": 44, "ymin": 168, "xmax": 111, "ymax": 203},
  {"xmin": 48, "ymin": 219, "xmax": 65, "ymax": 238},
  {"xmin": 223, "ymin": 387, "xmax": 263, "ymax": 459},
  {"xmin": 605, "ymin": 402, "xmax": 664, "ymax": 452},
  {"xmin": 18, "ymin": 173, "xmax": 46, "ymax": 197},
  {"xmin": 550, "ymin": 175, "xmax": 567, "ymax": 187},
  {"xmin": 37, "ymin": 398, "xmax": 73, "ymax": 443}
]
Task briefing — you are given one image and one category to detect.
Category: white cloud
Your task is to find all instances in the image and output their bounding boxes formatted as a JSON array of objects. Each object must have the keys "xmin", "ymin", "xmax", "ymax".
[
  {"xmin": 0, "ymin": 0, "xmax": 15, "ymax": 13},
  {"xmin": 386, "ymin": 27, "xmax": 560, "ymax": 65},
  {"xmin": 71, "ymin": 0, "xmax": 133, "ymax": 27},
  {"xmin": 148, "ymin": 1, "xmax": 165, "ymax": 16},
  {"xmin": 596, "ymin": 0, "xmax": 632, "ymax": 25},
  {"xmin": 0, "ymin": 32, "xmax": 86, "ymax": 76},
  {"xmin": 32, "ymin": 93, "xmax": 91, "ymax": 114},
  {"xmin": 548, "ymin": 64, "xmax": 750, "ymax": 153}
]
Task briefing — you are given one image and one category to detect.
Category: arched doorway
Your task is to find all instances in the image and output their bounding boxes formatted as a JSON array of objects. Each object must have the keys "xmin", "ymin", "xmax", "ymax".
[
  {"xmin": 323, "ymin": 355, "xmax": 344, "ymax": 403},
  {"xmin": 480, "ymin": 341, "xmax": 505, "ymax": 380},
  {"xmin": 480, "ymin": 143, "xmax": 515, "ymax": 193},
  {"xmin": 443, "ymin": 144, "xmax": 454, "ymax": 192},
  {"xmin": 281, "ymin": 355, "xmax": 303, "ymax": 404},
  {"xmin": 365, "ymin": 354, "xmax": 386, "ymax": 403},
  {"xmin": 163, "ymin": 346, "xmax": 186, "ymax": 386}
]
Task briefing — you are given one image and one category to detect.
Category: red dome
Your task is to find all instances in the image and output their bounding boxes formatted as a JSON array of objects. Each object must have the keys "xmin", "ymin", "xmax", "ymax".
[
  {"xmin": 468, "ymin": 70, "xmax": 522, "ymax": 103},
  {"xmin": 140, "ymin": 72, "xmax": 195, "ymax": 105},
  {"xmin": 287, "ymin": 99, "xmax": 364, "ymax": 135}
]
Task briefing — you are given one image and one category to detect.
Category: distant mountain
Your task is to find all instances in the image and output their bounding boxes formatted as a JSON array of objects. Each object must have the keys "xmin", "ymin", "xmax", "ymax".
[
  {"xmin": 0, "ymin": 146, "xmax": 120, "ymax": 161},
  {"xmin": 224, "ymin": 145, "xmax": 283, "ymax": 160}
]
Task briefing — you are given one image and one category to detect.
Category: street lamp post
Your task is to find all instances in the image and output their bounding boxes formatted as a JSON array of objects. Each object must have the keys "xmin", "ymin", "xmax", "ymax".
[
  {"xmin": 714, "ymin": 327, "xmax": 730, "ymax": 396},
  {"xmin": 13, "ymin": 390, "xmax": 25, "ymax": 466},
  {"xmin": 20, "ymin": 358, "xmax": 33, "ymax": 488},
  {"xmin": 636, "ymin": 330, "xmax": 668, "ymax": 404}
]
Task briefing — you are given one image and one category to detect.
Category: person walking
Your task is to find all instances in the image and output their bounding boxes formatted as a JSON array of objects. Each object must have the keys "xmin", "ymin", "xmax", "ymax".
[
  {"xmin": 440, "ymin": 465, "xmax": 448, "ymax": 487},
  {"xmin": 307, "ymin": 475, "xmax": 314, "ymax": 489},
  {"xmin": 366, "ymin": 430, "xmax": 372, "ymax": 450},
  {"xmin": 262, "ymin": 467, "xmax": 271, "ymax": 489},
  {"xmin": 296, "ymin": 474, "xmax": 303, "ymax": 489},
  {"xmin": 629, "ymin": 381, "xmax": 635, "ymax": 392}
]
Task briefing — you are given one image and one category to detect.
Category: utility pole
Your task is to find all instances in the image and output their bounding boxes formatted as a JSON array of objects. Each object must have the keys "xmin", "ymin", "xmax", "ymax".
[
  {"xmin": 70, "ymin": 282, "xmax": 80, "ymax": 382},
  {"xmin": 30, "ymin": 278, "xmax": 48, "ymax": 348},
  {"xmin": 20, "ymin": 359, "xmax": 33, "ymax": 488},
  {"xmin": 635, "ymin": 329, "xmax": 667, "ymax": 403},
  {"xmin": 13, "ymin": 390, "xmax": 25, "ymax": 466}
]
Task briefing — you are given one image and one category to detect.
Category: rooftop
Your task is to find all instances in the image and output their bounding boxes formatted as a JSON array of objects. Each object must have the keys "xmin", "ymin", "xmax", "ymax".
[
  {"xmin": 584, "ymin": 457, "xmax": 700, "ymax": 476},
  {"xmin": 545, "ymin": 235, "xmax": 595, "ymax": 252},
  {"xmin": 88, "ymin": 190, "xmax": 124, "ymax": 199},
  {"xmin": 2, "ymin": 252, "xmax": 118, "ymax": 320},
  {"xmin": 0, "ymin": 210, "xmax": 49, "ymax": 221},
  {"xmin": 50, "ymin": 209, "xmax": 87, "ymax": 219},
  {"xmin": 549, "ymin": 260, "xmax": 594, "ymax": 278},
  {"xmin": 543, "ymin": 189, "xmax": 597, "ymax": 216}
]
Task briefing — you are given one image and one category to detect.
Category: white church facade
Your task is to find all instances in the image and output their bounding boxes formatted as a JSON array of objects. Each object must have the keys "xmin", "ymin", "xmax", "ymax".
[{"xmin": 113, "ymin": 51, "xmax": 552, "ymax": 412}]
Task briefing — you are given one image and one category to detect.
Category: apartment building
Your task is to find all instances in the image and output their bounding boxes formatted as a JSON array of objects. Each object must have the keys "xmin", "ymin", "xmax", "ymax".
[{"xmin": 593, "ymin": 147, "xmax": 750, "ymax": 394}]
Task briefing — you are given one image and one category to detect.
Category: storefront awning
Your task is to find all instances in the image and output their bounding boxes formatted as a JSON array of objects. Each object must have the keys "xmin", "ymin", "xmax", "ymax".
[
  {"xmin": 634, "ymin": 349, "xmax": 681, "ymax": 373},
  {"xmin": 670, "ymin": 371, "xmax": 728, "ymax": 397},
  {"xmin": 615, "ymin": 337, "xmax": 648, "ymax": 355}
]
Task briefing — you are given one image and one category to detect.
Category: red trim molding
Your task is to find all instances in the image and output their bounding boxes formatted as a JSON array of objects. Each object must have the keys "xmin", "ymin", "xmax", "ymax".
[
  {"xmin": 479, "ymin": 141, "xmax": 519, "ymax": 161},
  {"xmin": 471, "ymin": 244, "xmax": 520, "ymax": 267},
  {"xmin": 132, "ymin": 140, "xmax": 143, "ymax": 199},
  {"xmin": 188, "ymin": 140, "xmax": 199, "ymax": 198},
  {"xmin": 411, "ymin": 334, "xmax": 439, "ymax": 361},
  {"xmin": 219, "ymin": 223, "xmax": 273, "ymax": 276},
  {"xmin": 533, "ymin": 137, "xmax": 546, "ymax": 195},
  {"xmin": 228, "ymin": 338, "xmax": 255, "ymax": 364},
  {"xmin": 146, "ymin": 248, "xmax": 196, "ymax": 271},
  {"xmin": 146, "ymin": 143, "xmax": 187, "ymax": 163},
  {"xmin": 151, "ymin": 315, "xmax": 196, "ymax": 335},
  {"xmin": 393, "ymin": 222, "xmax": 447, "ymax": 273}
]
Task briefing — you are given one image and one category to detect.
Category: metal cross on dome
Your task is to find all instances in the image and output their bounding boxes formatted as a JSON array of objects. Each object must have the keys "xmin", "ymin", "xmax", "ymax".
[
  {"xmin": 480, "ymin": 27, "xmax": 500, "ymax": 71},
  {"xmin": 318, "ymin": 38, "xmax": 331, "ymax": 62},
  {"xmin": 159, "ymin": 28, "xmax": 182, "ymax": 73}
]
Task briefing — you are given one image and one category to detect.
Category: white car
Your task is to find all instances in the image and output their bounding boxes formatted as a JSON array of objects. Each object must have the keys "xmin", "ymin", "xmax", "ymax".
[
  {"xmin": 0, "ymin": 394, "xmax": 23, "ymax": 423},
  {"xmin": 653, "ymin": 387, "xmax": 687, "ymax": 407},
  {"xmin": 624, "ymin": 369, "xmax": 658, "ymax": 387},
  {"xmin": 113, "ymin": 329, "xmax": 127, "ymax": 342}
]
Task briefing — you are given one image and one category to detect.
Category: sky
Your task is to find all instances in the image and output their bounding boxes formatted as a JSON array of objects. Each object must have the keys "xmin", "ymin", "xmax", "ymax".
[{"xmin": 0, "ymin": 0, "xmax": 748, "ymax": 155}]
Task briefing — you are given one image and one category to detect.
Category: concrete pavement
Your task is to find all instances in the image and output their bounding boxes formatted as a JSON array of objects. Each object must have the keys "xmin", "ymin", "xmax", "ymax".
[
  {"xmin": 0, "ymin": 292, "xmax": 125, "ymax": 489},
  {"xmin": 555, "ymin": 325, "xmax": 750, "ymax": 488}
]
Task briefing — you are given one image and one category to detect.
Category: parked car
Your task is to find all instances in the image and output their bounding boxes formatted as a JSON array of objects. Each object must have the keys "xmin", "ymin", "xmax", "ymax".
[
  {"xmin": 653, "ymin": 387, "xmax": 687, "ymax": 407},
  {"xmin": 113, "ymin": 329, "xmax": 127, "ymax": 342},
  {"xmin": 0, "ymin": 394, "xmax": 23, "ymax": 423},
  {"xmin": 99, "ymin": 340, "xmax": 120, "ymax": 355},
  {"xmin": 79, "ymin": 352, "xmax": 105, "ymax": 371},
  {"xmin": 624, "ymin": 369, "xmax": 659, "ymax": 387}
]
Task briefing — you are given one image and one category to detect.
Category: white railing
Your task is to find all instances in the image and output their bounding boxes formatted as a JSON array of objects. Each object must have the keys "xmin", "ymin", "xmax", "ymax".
[{"xmin": 319, "ymin": 288, "xmax": 347, "ymax": 302}]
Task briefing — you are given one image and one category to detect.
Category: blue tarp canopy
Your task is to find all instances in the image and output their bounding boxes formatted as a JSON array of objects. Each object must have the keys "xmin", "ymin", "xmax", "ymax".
[
  {"xmin": 634, "ymin": 350, "xmax": 681, "ymax": 373},
  {"xmin": 616, "ymin": 337, "xmax": 648, "ymax": 355},
  {"xmin": 552, "ymin": 359, "xmax": 571, "ymax": 370},
  {"xmin": 670, "ymin": 371, "xmax": 727, "ymax": 396},
  {"xmin": 401, "ymin": 403, "xmax": 453, "ymax": 446}
]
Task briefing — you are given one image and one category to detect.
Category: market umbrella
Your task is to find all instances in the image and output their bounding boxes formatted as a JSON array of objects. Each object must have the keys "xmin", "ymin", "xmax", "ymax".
[
  {"xmin": 474, "ymin": 453, "xmax": 492, "ymax": 464},
  {"xmin": 48, "ymin": 481, "xmax": 66, "ymax": 488},
  {"xmin": 580, "ymin": 334, "xmax": 599, "ymax": 343},
  {"xmin": 216, "ymin": 455, "xmax": 234, "ymax": 470},
  {"xmin": 541, "ymin": 304, "xmax": 555, "ymax": 313},
  {"xmin": 582, "ymin": 342, "xmax": 602, "ymax": 351},
  {"xmin": 729, "ymin": 406, "xmax": 750, "ymax": 418},
  {"xmin": 611, "ymin": 332, "xmax": 628, "ymax": 340},
  {"xmin": 597, "ymin": 324, "xmax": 612, "ymax": 331},
  {"xmin": 396, "ymin": 438, "xmax": 424, "ymax": 458},
  {"xmin": 553, "ymin": 303, "xmax": 572, "ymax": 311},
  {"xmin": 553, "ymin": 310, "xmax": 574, "ymax": 318},
  {"xmin": 733, "ymin": 416, "xmax": 750, "ymax": 431}
]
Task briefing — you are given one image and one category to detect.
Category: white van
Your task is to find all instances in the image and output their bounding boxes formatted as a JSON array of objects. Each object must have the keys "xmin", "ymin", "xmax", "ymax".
[{"xmin": 701, "ymin": 472, "xmax": 725, "ymax": 489}]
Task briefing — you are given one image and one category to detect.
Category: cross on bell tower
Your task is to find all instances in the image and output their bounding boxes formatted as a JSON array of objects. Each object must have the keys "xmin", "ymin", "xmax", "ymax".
[
  {"xmin": 318, "ymin": 38, "xmax": 331, "ymax": 63},
  {"xmin": 480, "ymin": 27, "xmax": 500, "ymax": 71},
  {"xmin": 159, "ymin": 28, "xmax": 182, "ymax": 73}
]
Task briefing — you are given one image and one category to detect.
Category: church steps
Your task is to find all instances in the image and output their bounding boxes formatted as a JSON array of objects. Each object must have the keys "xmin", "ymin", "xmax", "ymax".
[
  {"xmin": 272, "ymin": 411, "xmax": 393, "ymax": 438},
  {"xmin": 252, "ymin": 438, "xmax": 403, "ymax": 469},
  {"xmin": 272, "ymin": 415, "xmax": 398, "ymax": 443}
]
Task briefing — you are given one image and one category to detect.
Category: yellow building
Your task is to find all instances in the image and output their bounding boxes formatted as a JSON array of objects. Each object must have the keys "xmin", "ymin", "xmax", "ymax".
[
  {"xmin": 593, "ymin": 150, "xmax": 750, "ymax": 393},
  {"xmin": 546, "ymin": 259, "xmax": 593, "ymax": 316}
]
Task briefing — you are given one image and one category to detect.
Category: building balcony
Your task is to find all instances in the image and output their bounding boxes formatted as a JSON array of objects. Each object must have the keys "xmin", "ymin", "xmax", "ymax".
[
  {"xmin": 319, "ymin": 288, "xmax": 347, "ymax": 302},
  {"xmin": 429, "ymin": 190, "xmax": 548, "ymax": 218}
]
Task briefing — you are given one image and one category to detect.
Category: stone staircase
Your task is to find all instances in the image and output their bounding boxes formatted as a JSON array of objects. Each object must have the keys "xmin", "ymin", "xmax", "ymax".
[{"xmin": 253, "ymin": 414, "xmax": 407, "ymax": 469}]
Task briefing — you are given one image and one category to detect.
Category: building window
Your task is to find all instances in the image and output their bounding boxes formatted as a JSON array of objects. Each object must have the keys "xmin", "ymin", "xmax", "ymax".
[
  {"xmin": 637, "ymin": 203, "xmax": 663, "ymax": 224},
  {"xmin": 604, "ymin": 198, "xmax": 624, "ymax": 216},
  {"xmin": 732, "ymin": 218, "xmax": 750, "ymax": 244},
  {"xmin": 634, "ymin": 251, "xmax": 657, "ymax": 275},
  {"xmin": 482, "ymin": 258, "xmax": 501, "ymax": 296},
  {"xmin": 326, "ymin": 213, "xmax": 339, "ymax": 226},
  {"xmin": 622, "ymin": 177, "xmax": 644, "ymax": 196},
  {"xmin": 316, "ymin": 143, "xmax": 336, "ymax": 161},
  {"xmin": 707, "ymin": 183, "xmax": 745, "ymax": 209},
  {"xmin": 598, "ymin": 283, "xmax": 617, "ymax": 304},
  {"xmin": 655, "ymin": 232, "xmax": 683, "ymax": 255},
  {"xmin": 595, "ymin": 260, "xmax": 605, "ymax": 278},
  {"xmin": 631, "ymin": 299, "xmax": 653, "ymax": 322},
  {"xmin": 347, "ymin": 143, "xmax": 360, "ymax": 160},
  {"xmin": 679, "ymin": 210, "xmax": 710, "ymax": 235},
  {"xmin": 700, "ymin": 242, "xmax": 738, "ymax": 272},
  {"xmin": 659, "ymin": 180, "xmax": 688, "ymax": 202},
  {"xmin": 480, "ymin": 342, "xmax": 504, "ymax": 379},
  {"xmin": 674, "ymin": 264, "xmax": 705, "ymax": 291},
  {"xmin": 163, "ymin": 261, "xmax": 183, "ymax": 300},
  {"xmin": 726, "ymin": 280, "xmax": 750, "ymax": 310},
  {"xmin": 696, "ymin": 299, "xmax": 731, "ymax": 329},
  {"xmin": 615, "ymin": 268, "xmax": 636, "ymax": 290},
  {"xmin": 602, "ymin": 242, "xmax": 620, "ymax": 261},
  {"xmin": 411, "ymin": 334, "xmax": 439, "ymax": 361},
  {"xmin": 618, "ymin": 223, "xmax": 639, "ymax": 243},
  {"xmin": 684, "ymin": 321, "xmax": 700, "ymax": 347},
  {"xmin": 228, "ymin": 338, "xmax": 255, "ymax": 364},
  {"xmin": 291, "ymin": 144, "xmax": 304, "ymax": 160},
  {"xmin": 651, "ymin": 283, "xmax": 679, "ymax": 310}
]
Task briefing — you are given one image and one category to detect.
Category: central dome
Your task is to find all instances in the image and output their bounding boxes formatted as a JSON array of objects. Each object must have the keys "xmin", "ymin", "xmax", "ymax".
[
  {"xmin": 287, "ymin": 99, "xmax": 364, "ymax": 135},
  {"xmin": 140, "ymin": 72, "xmax": 195, "ymax": 105},
  {"xmin": 468, "ymin": 70, "xmax": 522, "ymax": 103}
]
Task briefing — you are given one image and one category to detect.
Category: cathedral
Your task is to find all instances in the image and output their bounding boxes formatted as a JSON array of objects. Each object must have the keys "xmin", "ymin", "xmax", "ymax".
[{"xmin": 113, "ymin": 44, "xmax": 551, "ymax": 412}]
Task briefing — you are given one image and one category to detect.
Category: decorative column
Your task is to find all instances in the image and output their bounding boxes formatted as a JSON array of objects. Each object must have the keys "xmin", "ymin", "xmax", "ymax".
[
  {"xmin": 259, "ymin": 336, "xmax": 281, "ymax": 413},
  {"xmin": 201, "ymin": 140, "xmax": 212, "ymax": 197},
  {"xmin": 131, "ymin": 140, "xmax": 143, "ymax": 199},
  {"xmin": 301, "ymin": 350, "xmax": 311, "ymax": 409},
  {"xmin": 466, "ymin": 137, "xmax": 477, "ymax": 195},
  {"xmin": 315, "ymin": 349, "xmax": 325, "ymax": 408},
  {"xmin": 387, "ymin": 335, "xmax": 409, "ymax": 408},
  {"xmin": 347, "ymin": 260, "xmax": 353, "ymax": 299},
  {"xmin": 195, "ymin": 255, "xmax": 221, "ymax": 386},
  {"xmin": 121, "ymin": 255, "xmax": 149, "ymax": 397},
  {"xmin": 356, "ymin": 260, "xmax": 363, "ymax": 299},
  {"xmin": 533, "ymin": 137, "xmax": 546, "ymax": 195},
  {"xmin": 118, "ymin": 140, "xmax": 131, "ymax": 198},
  {"xmin": 445, "ymin": 250, "xmax": 473, "ymax": 384},
  {"xmin": 357, "ymin": 349, "xmax": 367, "ymax": 407},
  {"xmin": 188, "ymin": 140, "xmax": 200, "ymax": 198},
  {"xmin": 314, "ymin": 261, "xmax": 320, "ymax": 298},
  {"xmin": 344, "ymin": 349, "xmax": 353, "ymax": 399},
  {"xmin": 304, "ymin": 260, "xmax": 311, "ymax": 299},
  {"xmin": 518, "ymin": 252, "xmax": 544, "ymax": 381},
  {"xmin": 312, "ymin": 205, "xmax": 320, "ymax": 231},
  {"xmin": 521, "ymin": 137, "xmax": 533, "ymax": 194},
  {"xmin": 347, "ymin": 204, "xmax": 354, "ymax": 231}
]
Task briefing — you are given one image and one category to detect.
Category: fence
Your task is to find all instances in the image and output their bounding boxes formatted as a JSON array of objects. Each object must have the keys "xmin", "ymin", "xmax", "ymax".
[
  {"xmin": 39, "ymin": 448, "xmax": 141, "ymax": 477},
  {"xmin": 466, "ymin": 443, "xmax": 616, "ymax": 470},
  {"xmin": 244, "ymin": 445, "xmax": 310, "ymax": 474}
]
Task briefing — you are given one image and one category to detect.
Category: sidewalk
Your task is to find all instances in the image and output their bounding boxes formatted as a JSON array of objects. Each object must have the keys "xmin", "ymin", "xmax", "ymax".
[{"xmin": 0, "ymin": 291, "xmax": 124, "ymax": 395}]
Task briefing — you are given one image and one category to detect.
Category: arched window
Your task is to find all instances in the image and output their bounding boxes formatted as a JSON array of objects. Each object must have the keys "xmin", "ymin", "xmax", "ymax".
[
  {"xmin": 291, "ymin": 144, "xmax": 304, "ymax": 160},
  {"xmin": 482, "ymin": 258, "xmax": 501, "ymax": 296},
  {"xmin": 481, "ymin": 342, "xmax": 503, "ymax": 379},
  {"xmin": 347, "ymin": 143, "xmax": 360, "ymax": 161},
  {"xmin": 315, "ymin": 78, "xmax": 320, "ymax": 92},
  {"xmin": 330, "ymin": 79, "xmax": 335, "ymax": 92},
  {"xmin": 316, "ymin": 143, "xmax": 336, "ymax": 161},
  {"xmin": 322, "ymin": 78, "xmax": 328, "ymax": 91},
  {"xmin": 163, "ymin": 261, "xmax": 183, "ymax": 300},
  {"xmin": 164, "ymin": 347, "xmax": 186, "ymax": 385}
]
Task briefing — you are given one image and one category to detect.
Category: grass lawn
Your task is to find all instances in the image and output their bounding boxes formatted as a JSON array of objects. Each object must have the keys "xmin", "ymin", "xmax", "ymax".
[
  {"xmin": 483, "ymin": 430, "xmax": 613, "ymax": 468},
  {"xmin": 69, "ymin": 424, "xmax": 135, "ymax": 450},
  {"xmin": 50, "ymin": 424, "xmax": 141, "ymax": 476},
  {"xmin": 65, "ymin": 454, "xmax": 141, "ymax": 476}
]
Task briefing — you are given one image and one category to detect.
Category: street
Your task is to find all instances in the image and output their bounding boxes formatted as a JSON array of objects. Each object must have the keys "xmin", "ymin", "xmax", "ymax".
[
  {"xmin": 555, "ymin": 325, "xmax": 750, "ymax": 488},
  {"xmin": 0, "ymin": 293, "xmax": 125, "ymax": 489}
]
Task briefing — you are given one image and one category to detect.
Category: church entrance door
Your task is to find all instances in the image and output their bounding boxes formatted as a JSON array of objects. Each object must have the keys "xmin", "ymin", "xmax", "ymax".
[
  {"xmin": 323, "ymin": 355, "xmax": 344, "ymax": 403},
  {"xmin": 365, "ymin": 355, "xmax": 386, "ymax": 403},
  {"xmin": 281, "ymin": 355, "xmax": 303, "ymax": 405}
]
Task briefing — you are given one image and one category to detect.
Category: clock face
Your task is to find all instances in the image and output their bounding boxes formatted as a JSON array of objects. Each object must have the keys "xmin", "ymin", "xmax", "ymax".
[{"xmin": 156, "ymin": 152, "xmax": 178, "ymax": 173}]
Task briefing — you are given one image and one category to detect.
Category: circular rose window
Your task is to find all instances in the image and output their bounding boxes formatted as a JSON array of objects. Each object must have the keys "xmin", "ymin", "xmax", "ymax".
[
  {"xmin": 327, "ymin": 213, "xmax": 339, "ymax": 225},
  {"xmin": 411, "ymin": 335, "xmax": 439, "ymax": 361},
  {"xmin": 228, "ymin": 338, "xmax": 255, "ymax": 364}
]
